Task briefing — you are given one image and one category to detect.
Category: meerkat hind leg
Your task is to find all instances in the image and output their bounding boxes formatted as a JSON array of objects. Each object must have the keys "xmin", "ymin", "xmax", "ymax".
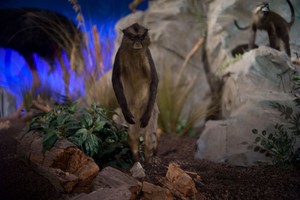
[
  {"xmin": 144, "ymin": 103, "xmax": 159, "ymax": 163},
  {"xmin": 128, "ymin": 124, "xmax": 140, "ymax": 162}
]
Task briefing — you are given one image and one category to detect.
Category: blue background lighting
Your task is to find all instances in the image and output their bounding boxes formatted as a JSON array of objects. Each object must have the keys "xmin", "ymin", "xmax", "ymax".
[{"xmin": 0, "ymin": 0, "xmax": 148, "ymax": 105}]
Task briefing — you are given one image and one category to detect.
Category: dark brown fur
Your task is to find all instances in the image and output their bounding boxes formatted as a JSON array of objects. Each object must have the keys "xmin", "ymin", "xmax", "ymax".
[
  {"xmin": 231, "ymin": 43, "xmax": 258, "ymax": 57},
  {"xmin": 112, "ymin": 23, "xmax": 159, "ymax": 162},
  {"xmin": 234, "ymin": 0, "xmax": 295, "ymax": 56}
]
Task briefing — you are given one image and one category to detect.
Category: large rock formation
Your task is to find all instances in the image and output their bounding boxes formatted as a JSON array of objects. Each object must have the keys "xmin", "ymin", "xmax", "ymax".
[
  {"xmin": 194, "ymin": 0, "xmax": 300, "ymax": 166},
  {"xmin": 195, "ymin": 47, "xmax": 298, "ymax": 165}
]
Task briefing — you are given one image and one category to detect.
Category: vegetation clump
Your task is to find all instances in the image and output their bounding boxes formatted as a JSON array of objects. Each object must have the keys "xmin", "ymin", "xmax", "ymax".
[
  {"xmin": 251, "ymin": 100, "xmax": 300, "ymax": 166},
  {"xmin": 27, "ymin": 102, "xmax": 133, "ymax": 169}
]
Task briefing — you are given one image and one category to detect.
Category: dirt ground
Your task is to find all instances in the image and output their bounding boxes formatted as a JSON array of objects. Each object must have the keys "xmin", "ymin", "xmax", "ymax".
[
  {"xmin": 0, "ymin": 119, "xmax": 299, "ymax": 200},
  {"xmin": 0, "ymin": 119, "xmax": 60, "ymax": 200},
  {"xmin": 146, "ymin": 133, "xmax": 300, "ymax": 200}
]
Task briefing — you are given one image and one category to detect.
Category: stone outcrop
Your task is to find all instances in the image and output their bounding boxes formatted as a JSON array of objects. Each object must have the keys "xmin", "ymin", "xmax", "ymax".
[
  {"xmin": 194, "ymin": 0, "xmax": 300, "ymax": 166},
  {"xmin": 16, "ymin": 131, "xmax": 99, "ymax": 193},
  {"xmin": 195, "ymin": 47, "xmax": 298, "ymax": 165}
]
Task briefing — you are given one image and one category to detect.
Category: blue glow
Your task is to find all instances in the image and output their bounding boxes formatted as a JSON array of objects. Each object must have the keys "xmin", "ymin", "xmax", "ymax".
[{"xmin": 0, "ymin": 0, "xmax": 148, "ymax": 107}]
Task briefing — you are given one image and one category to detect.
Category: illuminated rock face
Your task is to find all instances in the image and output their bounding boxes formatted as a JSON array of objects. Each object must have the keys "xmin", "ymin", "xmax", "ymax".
[
  {"xmin": 195, "ymin": 47, "xmax": 297, "ymax": 166},
  {"xmin": 193, "ymin": 0, "xmax": 300, "ymax": 166}
]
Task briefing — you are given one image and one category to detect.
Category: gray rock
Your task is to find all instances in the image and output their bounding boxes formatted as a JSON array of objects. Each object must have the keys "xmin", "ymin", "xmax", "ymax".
[
  {"xmin": 195, "ymin": 47, "xmax": 298, "ymax": 166},
  {"xmin": 72, "ymin": 187, "xmax": 132, "ymax": 200},
  {"xmin": 130, "ymin": 162, "xmax": 146, "ymax": 178},
  {"xmin": 93, "ymin": 167, "xmax": 142, "ymax": 199}
]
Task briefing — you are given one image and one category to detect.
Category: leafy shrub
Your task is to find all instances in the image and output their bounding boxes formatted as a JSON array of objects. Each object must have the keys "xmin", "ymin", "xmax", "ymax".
[
  {"xmin": 250, "ymin": 99, "xmax": 300, "ymax": 166},
  {"xmin": 27, "ymin": 102, "xmax": 133, "ymax": 168},
  {"xmin": 252, "ymin": 125, "xmax": 296, "ymax": 166}
]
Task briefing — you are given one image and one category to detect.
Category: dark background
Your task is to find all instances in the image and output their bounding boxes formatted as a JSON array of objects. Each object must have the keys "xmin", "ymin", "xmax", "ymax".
[{"xmin": 0, "ymin": 0, "xmax": 148, "ymax": 37}]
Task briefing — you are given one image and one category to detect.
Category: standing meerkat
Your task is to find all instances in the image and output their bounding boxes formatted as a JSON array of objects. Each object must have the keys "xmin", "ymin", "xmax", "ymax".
[
  {"xmin": 112, "ymin": 23, "xmax": 159, "ymax": 163},
  {"xmin": 234, "ymin": 0, "xmax": 295, "ymax": 56}
]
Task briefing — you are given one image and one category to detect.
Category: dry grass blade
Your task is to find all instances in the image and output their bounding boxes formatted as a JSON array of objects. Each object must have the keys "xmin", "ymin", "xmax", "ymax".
[{"xmin": 175, "ymin": 36, "xmax": 204, "ymax": 85}]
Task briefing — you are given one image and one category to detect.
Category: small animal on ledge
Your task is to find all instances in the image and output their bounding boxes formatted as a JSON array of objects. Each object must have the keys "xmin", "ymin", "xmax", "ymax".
[
  {"xmin": 293, "ymin": 52, "xmax": 300, "ymax": 66},
  {"xmin": 233, "ymin": 0, "xmax": 295, "ymax": 57},
  {"xmin": 231, "ymin": 43, "xmax": 258, "ymax": 57},
  {"xmin": 112, "ymin": 23, "xmax": 159, "ymax": 163}
]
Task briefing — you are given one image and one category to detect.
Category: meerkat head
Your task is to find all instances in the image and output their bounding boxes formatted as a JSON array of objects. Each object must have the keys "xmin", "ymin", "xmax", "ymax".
[
  {"xmin": 254, "ymin": 2, "xmax": 270, "ymax": 17},
  {"xmin": 121, "ymin": 23, "xmax": 150, "ymax": 50}
]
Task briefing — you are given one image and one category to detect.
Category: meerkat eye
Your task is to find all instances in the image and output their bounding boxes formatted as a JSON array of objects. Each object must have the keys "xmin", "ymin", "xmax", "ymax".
[
  {"xmin": 125, "ymin": 32, "xmax": 137, "ymax": 40},
  {"xmin": 131, "ymin": 34, "xmax": 142, "ymax": 41}
]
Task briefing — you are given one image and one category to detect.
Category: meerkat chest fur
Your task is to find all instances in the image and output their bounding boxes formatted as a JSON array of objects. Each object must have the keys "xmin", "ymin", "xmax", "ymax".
[{"xmin": 119, "ymin": 49, "xmax": 151, "ymax": 113}]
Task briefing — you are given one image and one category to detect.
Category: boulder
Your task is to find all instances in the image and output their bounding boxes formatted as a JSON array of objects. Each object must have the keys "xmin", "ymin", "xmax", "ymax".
[
  {"xmin": 194, "ymin": 0, "xmax": 300, "ymax": 166},
  {"xmin": 195, "ymin": 47, "xmax": 298, "ymax": 165},
  {"xmin": 16, "ymin": 131, "xmax": 99, "ymax": 193}
]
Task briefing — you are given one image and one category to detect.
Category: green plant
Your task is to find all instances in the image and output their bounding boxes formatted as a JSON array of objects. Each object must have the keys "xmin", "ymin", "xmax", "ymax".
[
  {"xmin": 218, "ymin": 54, "xmax": 242, "ymax": 72},
  {"xmin": 250, "ymin": 99, "xmax": 300, "ymax": 166},
  {"xmin": 292, "ymin": 76, "xmax": 300, "ymax": 90},
  {"xmin": 251, "ymin": 125, "xmax": 296, "ymax": 166},
  {"xmin": 270, "ymin": 101, "xmax": 300, "ymax": 136},
  {"xmin": 158, "ymin": 63, "xmax": 208, "ymax": 136},
  {"xmin": 176, "ymin": 117, "xmax": 197, "ymax": 136},
  {"xmin": 28, "ymin": 102, "xmax": 133, "ymax": 168}
]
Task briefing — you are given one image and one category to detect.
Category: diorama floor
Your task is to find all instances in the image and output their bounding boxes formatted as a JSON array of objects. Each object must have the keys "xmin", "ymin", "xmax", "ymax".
[{"xmin": 0, "ymin": 119, "xmax": 299, "ymax": 200}]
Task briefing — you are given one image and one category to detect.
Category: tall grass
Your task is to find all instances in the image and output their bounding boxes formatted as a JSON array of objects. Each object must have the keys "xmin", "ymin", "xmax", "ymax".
[
  {"xmin": 69, "ymin": 0, "xmax": 118, "ymax": 111},
  {"xmin": 158, "ymin": 37, "xmax": 210, "ymax": 135},
  {"xmin": 20, "ymin": 0, "xmax": 117, "ymax": 114},
  {"xmin": 158, "ymin": 65, "xmax": 207, "ymax": 136}
]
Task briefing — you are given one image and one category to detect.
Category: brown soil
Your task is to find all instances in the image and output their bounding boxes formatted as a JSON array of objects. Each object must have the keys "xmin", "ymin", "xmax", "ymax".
[
  {"xmin": 0, "ymin": 119, "xmax": 299, "ymax": 200},
  {"xmin": 145, "ymin": 133, "xmax": 300, "ymax": 200},
  {"xmin": 0, "ymin": 119, "xmax": 60, "ymax": 200}
]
